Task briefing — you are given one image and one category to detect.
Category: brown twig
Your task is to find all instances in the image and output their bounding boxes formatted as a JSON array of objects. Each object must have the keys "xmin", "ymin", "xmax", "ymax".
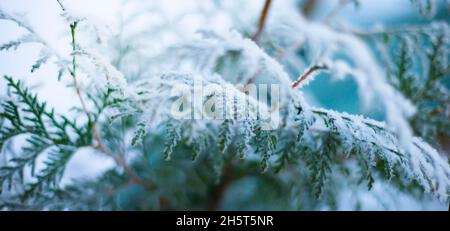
[
  {"xmin": 291, "ymin": 64, "xmax": 328, "ymax": 89},
  {"xmin": 56, "ymin": 0, "xmax": 66, "ymax": 11},
  {"xmin": 252, "ymin": 0, "xmax": 273, "ymax": 44}
]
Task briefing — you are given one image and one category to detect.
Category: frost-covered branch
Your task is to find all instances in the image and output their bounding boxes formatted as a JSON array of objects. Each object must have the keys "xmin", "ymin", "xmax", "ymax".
[
  {"xmin": 0, "ymin": 0, "xmax": 449, "ymax": 210},
  {"xmin": 291, "ymin": 64, "xmax": 328, "ymax": 89}
]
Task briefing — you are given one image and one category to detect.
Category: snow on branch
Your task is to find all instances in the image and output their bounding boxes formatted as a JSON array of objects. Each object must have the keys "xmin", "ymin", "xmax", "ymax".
[{"xmin": 0, "ymin": 1, "xmax": 449, "ymax": 209}]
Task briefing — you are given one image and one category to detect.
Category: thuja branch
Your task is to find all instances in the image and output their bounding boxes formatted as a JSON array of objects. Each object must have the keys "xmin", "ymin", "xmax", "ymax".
[
  {"xmin": 308, "ymin": 109, "xmax": 403, "ymax": 156},
  {"xmin": 59, "ymin": 10, "xmax": 155, "ymax": 191},
  {"xmin": 252, "ymin": 0, "xmax": 273, "ymax": 44}
]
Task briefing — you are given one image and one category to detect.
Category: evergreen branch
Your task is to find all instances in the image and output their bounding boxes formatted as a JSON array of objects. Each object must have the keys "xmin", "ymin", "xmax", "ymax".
[
  {"xmin": 0, "ymin": 135, "xmax": 50, "ymax": 192},
  {"xmin": 63, "ymin": 16, "xmax": 154, "ymax": 192},
  {"xmin": 218, "ymin": 119, "xmax": 232, "ymax": 154},
  {"xmin": 163, "ymin": 122, "xmax": 181, "ymax": 160},
  {"xmin": 293, "ymin": 103, "xmax": 449, "ymax": 199},
  {"xmin": 253, "ymin": 121, "xmax": 277, "ymax": 172},
  {"xmin": 0, "ymin": 76, "xmax": 90, "ymax": 199},
  {"xmin": 0, "ymin": 35, "xmax": 33, "ymax": 51},
  {"xmin": 308, "ymin": 108, "xmax": 404, "ymax": 157},
  {"xmin": 21, "ymin": 146, "xmax": 75, "ymax": 200},
  {"xmin": 30, "ymin": 54, "xmax": 49, "ymax": 73},
  {"xmin": 1, "ymin": 1, "xmax": 448, "ymax": 210}
]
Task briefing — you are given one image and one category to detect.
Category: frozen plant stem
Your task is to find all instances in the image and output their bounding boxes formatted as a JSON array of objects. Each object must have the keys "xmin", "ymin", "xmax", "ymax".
[
  {"xmin": 57, "ymin": 1, "xmax": 88, "ymax": 118},
  {"xmin": 242, "ymin": 0, "xmax": 275, "ymax": 86},
  {"xmin": 56, "ymin": 0, "xmax": 66, "ymax": 11},
  {"xmin": 65, "ymin": 15, "xmax": 156, "ymax": 191},
  {"xmin": 252, "ymin": 0, "xmax": 272, "ymax": 44},
  {"xmin": 291, "ymin": 64, "xmax": 328, "ymax": 89},
  {"xmin": 69, "ymin": 21, "xmax": 89, "ymax": 117}
]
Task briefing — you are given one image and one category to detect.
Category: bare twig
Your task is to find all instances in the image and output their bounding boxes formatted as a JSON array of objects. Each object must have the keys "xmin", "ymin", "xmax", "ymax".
[
  {"xmin": 56, "ymin": 0, "xmax": 66, "ymax": 11},
  {"xmin": 291, "ymin": 64, "xmax": 328, "ymax": 89},
  {"xmin": 252, "ymin": 0, "xmax": 273, "ymax": 44}
]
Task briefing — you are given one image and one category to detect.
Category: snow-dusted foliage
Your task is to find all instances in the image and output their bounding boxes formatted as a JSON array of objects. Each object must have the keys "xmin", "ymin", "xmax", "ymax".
[{"xmin": 0, "ymin": 0, "xmax": 449, "ymax": 210}]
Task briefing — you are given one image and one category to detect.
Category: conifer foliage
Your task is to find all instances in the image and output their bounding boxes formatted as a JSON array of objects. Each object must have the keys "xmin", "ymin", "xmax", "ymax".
[{"xmin": 0, "ymin": 0, "xmax": 449, "ymax": 210}]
